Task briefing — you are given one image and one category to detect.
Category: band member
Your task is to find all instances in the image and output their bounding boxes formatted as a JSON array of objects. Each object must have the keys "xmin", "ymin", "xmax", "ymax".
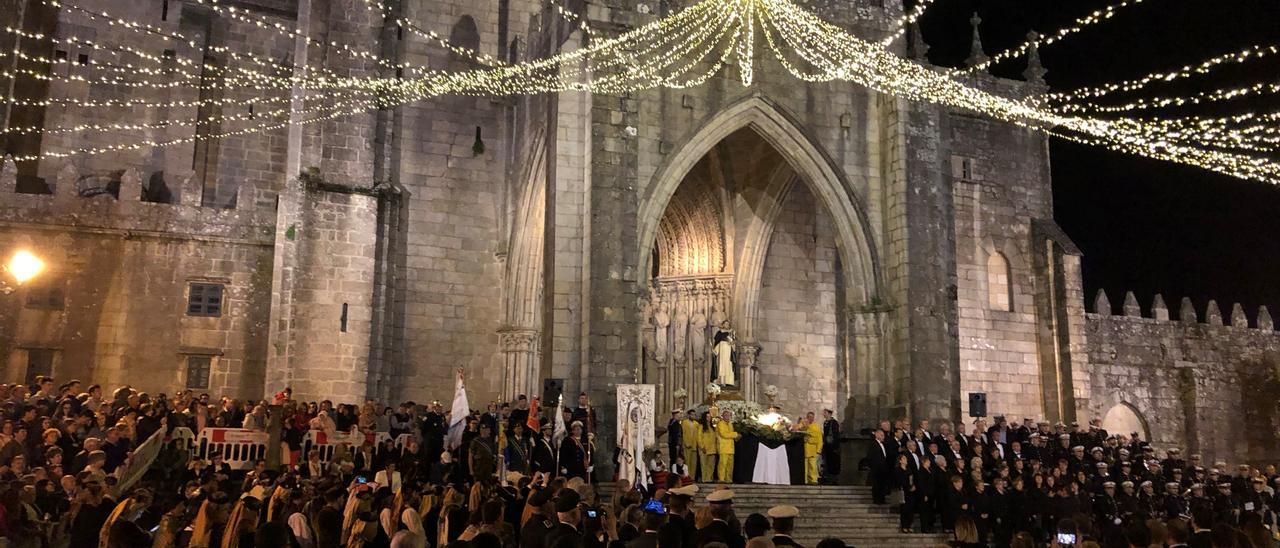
[
  {"xmin": 571, "ymin": 393, "xmax": 597, "ymax": 434},
  {"xmin": 558, "ymin": 421, "xmax": 589, "ymax": 480},
  {"xmin": 505, "ymin": 422, "xmax": 531, "ymax": 474},
  {"xmin": 531, "ymin": 422, "xmax": 557, "ymax": 477}
]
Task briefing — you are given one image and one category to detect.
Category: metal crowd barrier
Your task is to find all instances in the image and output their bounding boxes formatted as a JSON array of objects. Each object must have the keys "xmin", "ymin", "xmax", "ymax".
[
  {"xmin": 181, "ymin": 427, "xmax": 408, "ymax": 469},
  {"xmin": 191, "ymin": 427, "xmax": 270, "ymax": 470}
]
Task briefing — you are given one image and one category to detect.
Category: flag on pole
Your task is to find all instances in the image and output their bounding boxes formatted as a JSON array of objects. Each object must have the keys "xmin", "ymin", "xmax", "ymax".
[
  {"xmin": 447, "ymin": 369, "xmax": 470, "ymax": 450},
  {"xmin": 552, "ymin": 394, "xmax": 567, "ymax": 448},
  {"xmin": 526, "ymin": 398, "xmax": 541, "ymax": 431},
  {"xmin": 634, "ymin": 407, "xmax": 650, "ymax": 488}
]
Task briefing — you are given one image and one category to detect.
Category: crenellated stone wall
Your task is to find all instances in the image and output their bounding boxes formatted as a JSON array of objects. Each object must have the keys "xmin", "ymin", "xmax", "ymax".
[{"xmin": 1086, "ymin": 290, "xmax": 1280, "ymax": 465}]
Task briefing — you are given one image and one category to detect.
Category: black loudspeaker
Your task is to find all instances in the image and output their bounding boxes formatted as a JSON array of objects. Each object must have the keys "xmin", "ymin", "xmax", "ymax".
[
  {"xmin": 968, "ymin": 392, "xmax": 988, "ymax": 418},
  {"xmin": 542, "ymin": 378, "xmax": 564, "ymax": 408}
]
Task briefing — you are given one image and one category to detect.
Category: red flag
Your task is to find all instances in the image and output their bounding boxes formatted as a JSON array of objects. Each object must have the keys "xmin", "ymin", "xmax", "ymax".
[{"xmin": 527, "ymin": 398, "xmax": 541, "ymax": 431}]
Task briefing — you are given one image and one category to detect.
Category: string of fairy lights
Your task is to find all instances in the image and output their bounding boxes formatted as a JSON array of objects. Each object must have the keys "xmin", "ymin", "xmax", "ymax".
[
  {"xmin": 955, "ymin": 0, "xmax": 1149, "ymax": 75},
  {"xmin": 879, "ymin": 0, "xmax": 935, "ymax": 47},
  {"xmin": 1, "ymin": 0, "xmax": 1276, "ymax": 182}
]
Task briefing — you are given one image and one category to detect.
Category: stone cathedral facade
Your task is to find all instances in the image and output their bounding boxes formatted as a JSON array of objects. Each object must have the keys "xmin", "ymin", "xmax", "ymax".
[{"xmin": 1, "ymin": 0, "xmax": 1277, "ymax": 464}]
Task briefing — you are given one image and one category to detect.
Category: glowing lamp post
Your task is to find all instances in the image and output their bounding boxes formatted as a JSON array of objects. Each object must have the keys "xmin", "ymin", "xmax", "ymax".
[{"xmin": 2, "ymin": 249, "xmax": 44, "ymax": 294}]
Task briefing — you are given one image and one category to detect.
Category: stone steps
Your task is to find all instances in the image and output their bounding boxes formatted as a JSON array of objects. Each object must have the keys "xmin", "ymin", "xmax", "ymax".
[{"xmin": 596, "ymin": 483, "xmax": 950, "ymax": 547}]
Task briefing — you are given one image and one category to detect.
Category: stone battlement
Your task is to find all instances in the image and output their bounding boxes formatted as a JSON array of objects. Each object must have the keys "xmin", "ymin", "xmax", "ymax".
[
  {"xmin": 1088, "ymin": 288, "xmax": 1276, "ymax": 332},
  {"xmin": 0, "ymin": 158, "xmax": 277, "ymax": 243}
]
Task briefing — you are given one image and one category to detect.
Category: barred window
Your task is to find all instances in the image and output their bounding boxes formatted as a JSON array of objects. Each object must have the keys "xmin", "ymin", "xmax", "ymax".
[
  {"xmin": 25, "ymin": 282, "xmax": 65, "ymax": 310},
  {"xmin": 24, "ymin": 349, "xmax": 54, "ymax": 385},
  {"xmin": 187, "ymin": 283, "xmax": 224, "ymax": 317},
  {"xmin": 185, "ymin": 356, "xmax": 212, "ymax": 390}
]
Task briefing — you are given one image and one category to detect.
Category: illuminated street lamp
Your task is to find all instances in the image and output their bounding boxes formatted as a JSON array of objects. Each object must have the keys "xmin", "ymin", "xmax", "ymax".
[{"xmin": 2, "ymin": 249, "xmax": 43, "ymax": 294}]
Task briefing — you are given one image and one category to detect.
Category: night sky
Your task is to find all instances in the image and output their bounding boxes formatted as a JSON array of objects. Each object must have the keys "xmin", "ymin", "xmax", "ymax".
[{"xmin": 914, "ymin": 0, "xmax": 1280, "ymax": 319}]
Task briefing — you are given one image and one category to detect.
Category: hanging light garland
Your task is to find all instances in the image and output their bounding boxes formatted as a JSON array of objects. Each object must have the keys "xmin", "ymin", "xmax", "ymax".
[
  {"xmin": 1049, "ymin": 80, "xmax": 1280, "ymax": 114},
  {"xmin": 1033, "ymin": 44, "xmax": 1280, "ymax": 107},
  {"xmin": 956, "ymin": 0, "xmax": 1148, "ymax": 74},
  {"xmin": 0, "ymin": 0, "xmax": 1274, "ymax": 184},
  {"xmin": 879, "ymin": 0, "xmax": 935, "ymax": 47}
]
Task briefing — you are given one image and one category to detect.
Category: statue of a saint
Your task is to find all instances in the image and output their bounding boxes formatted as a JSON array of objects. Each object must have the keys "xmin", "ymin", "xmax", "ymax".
[
  {"xmin": 673, "ymin": 306, "xmax": 689, "ymax": 365},
  {"xmin": 653, "ymin": 299, "xmax": 670, "ymax": 364},
  {"xmin": 710, "ymin": 321, "xmax": 736, "ymax": 386},
  {"xmin": 710, "ymin": 304, "xmax": 727, "ymax": 335},
  {"xmin": 689, "ymin": 307, "xmax": 707, "ymax": 365}
]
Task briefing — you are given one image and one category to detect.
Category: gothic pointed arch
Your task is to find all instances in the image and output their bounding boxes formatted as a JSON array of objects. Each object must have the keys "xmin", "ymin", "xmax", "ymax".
[{"xmin": 637, "ymin": 94, "xmax": 882, "ymax": 308}]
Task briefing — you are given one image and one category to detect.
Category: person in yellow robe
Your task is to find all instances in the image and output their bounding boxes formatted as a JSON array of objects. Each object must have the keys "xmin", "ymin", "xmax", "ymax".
[
  {"xmin": 802, "ymin": 412, "xmax": 824, "ymax": 484},
  {"xmin": 697, "ymin": 413, "xmax": 719, "ymax": 483},
  {"xmin": 681, "ymin": 410, "xmax": 701, "ymax": 478},
  {"xmin": 715, "ymin": 410, "xmax": 740, "ymax": 483}
]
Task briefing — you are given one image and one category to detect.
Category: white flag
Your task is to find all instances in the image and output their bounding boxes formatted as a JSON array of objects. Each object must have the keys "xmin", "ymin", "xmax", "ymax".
[
  {"xmin": 634, "ymin": 407, "xmax": 649, "ymax": 487},
  {"xmin": 552, "ymin": 394, "xmax": 567, "ymax": 448},
  {"xmin": 446, "ymin": 370, "xmax": 470, "ymax": 450}
]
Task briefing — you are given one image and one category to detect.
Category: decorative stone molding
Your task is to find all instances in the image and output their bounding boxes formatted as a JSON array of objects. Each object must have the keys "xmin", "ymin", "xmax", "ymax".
[
  {"xmin": 498, "ymin": 327, "xmax": 540, "ymax": 401},
  {"xmin": 498, "ymin": 328, "xmax": 539, "ymax": 353},
  {"xmin": 737, "ymin": 341, "xmax": 761, "ymax": 402}
]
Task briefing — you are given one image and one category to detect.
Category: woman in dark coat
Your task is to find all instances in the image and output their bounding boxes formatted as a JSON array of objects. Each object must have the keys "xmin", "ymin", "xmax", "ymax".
[
  {"xmin": 893, "ymin": 453, "xmax": 917, "ymax": 533},
  {"xmin": 916, "ymin": 453, "xmax": 937, "ymax": 533}
]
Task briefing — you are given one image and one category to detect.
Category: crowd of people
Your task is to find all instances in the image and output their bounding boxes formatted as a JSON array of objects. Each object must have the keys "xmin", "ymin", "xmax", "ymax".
[
  {"xmin": 2, "ymin": 374, "xmax": 1279, "ymax": 548},
  {"xmin": 863, "ymin": 415, "xmax": 1280, "ymax": 547}
]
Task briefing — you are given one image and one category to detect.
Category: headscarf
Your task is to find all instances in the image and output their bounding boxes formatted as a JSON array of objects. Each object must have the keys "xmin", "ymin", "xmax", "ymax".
[
  {"xmin": 467, "ymin": 482, "xmax": 489, "ymax": 513},
  {"xmin": 390, "ymin": 531, "xmax": 427, "ymax": 548},
  {"xmin": 151, "ymin": 502, "xmax": 187, "ymax": 548},
  {"xmin": 221, "ymin": 496, "xmax": 261, "ymax": 548},
  {"xmin": 418, "ymin": 493, "xmax": 439, "ymax": 517},
  {"xmin": 99, "ymin": 496, "xmax": 142, "ymax": 548},
  {"xmin": 267, "ymin": 487, "xmax": 291, "ymax": 522},
  {"xmin": 341, "ymin": 490, "xmax": 364, "ymax": 538},
  {"xmin": 189, "ymin": 497, "xmax": 229, "ymax": 548},
  {"xmin": 379, "ymin": 507, "xmax": 399, "ymax": 538},
  {"xmin": 288, "ymin": 512, "xmax": 315, "ymax": 548},
  {"xmin": 401, "ymin": 508, "xmax": 425, "ymax": 537},
  {"xmin": 346, "ymin": 512, "xmax": 378, "ymax": 548}
]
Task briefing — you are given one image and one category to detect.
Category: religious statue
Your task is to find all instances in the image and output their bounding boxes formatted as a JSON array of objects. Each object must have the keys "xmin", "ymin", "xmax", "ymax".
[
  {"xmin": 673, "ymin": 305, "xmax": 689, "ymax": 365},
  {"xmin": 641, "ymin": 297, "xmax": 657, "ymax": 364},
  {"xmin": 653, "ymin": 298, "xmax": 670, "ymax": 364},
  {"xmin": 710, "ymin": 303, "xmax": 727, "ymax": 336},
  {"xmin": 689, "ymin": 306, "xmax": 708, "ymax": 365},
  {"xmin": 710, "ymin": 320, "xmax": 736, "ymax": 386}
]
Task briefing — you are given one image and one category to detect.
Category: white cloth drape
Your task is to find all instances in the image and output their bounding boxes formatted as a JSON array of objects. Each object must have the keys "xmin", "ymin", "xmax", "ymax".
[{"xmin": 752, "ymin": 443, "xmax": 790, "ymax": 485}]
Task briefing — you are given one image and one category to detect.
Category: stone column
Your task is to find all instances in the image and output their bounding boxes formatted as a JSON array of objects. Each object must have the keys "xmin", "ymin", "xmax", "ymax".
[
  {"xmin": 499, "ymin": 328, "xmax": 540, "ymax": 401},
  {"xmin": 848, "ymin": 309, "xmax": 888, "ymax": 426},
  {"xmin": 737, "ymin": 342, "xmax": 761, "ymax": 401}
]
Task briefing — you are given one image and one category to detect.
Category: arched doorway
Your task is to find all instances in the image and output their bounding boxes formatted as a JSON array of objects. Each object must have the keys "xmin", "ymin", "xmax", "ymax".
[
  {"xmin": 636, "ymin": 96, "xmax": 881, "ymax": 416},
  {"xmin": 1101, "ymin": 402, "xmax": 1149, "ymax": 440}
]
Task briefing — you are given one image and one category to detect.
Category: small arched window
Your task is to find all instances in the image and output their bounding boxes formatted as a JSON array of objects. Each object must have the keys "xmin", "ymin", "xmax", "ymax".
[{"xmin": 987, "ymin": 252, "xmax": 1013, "ymax": 311}]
